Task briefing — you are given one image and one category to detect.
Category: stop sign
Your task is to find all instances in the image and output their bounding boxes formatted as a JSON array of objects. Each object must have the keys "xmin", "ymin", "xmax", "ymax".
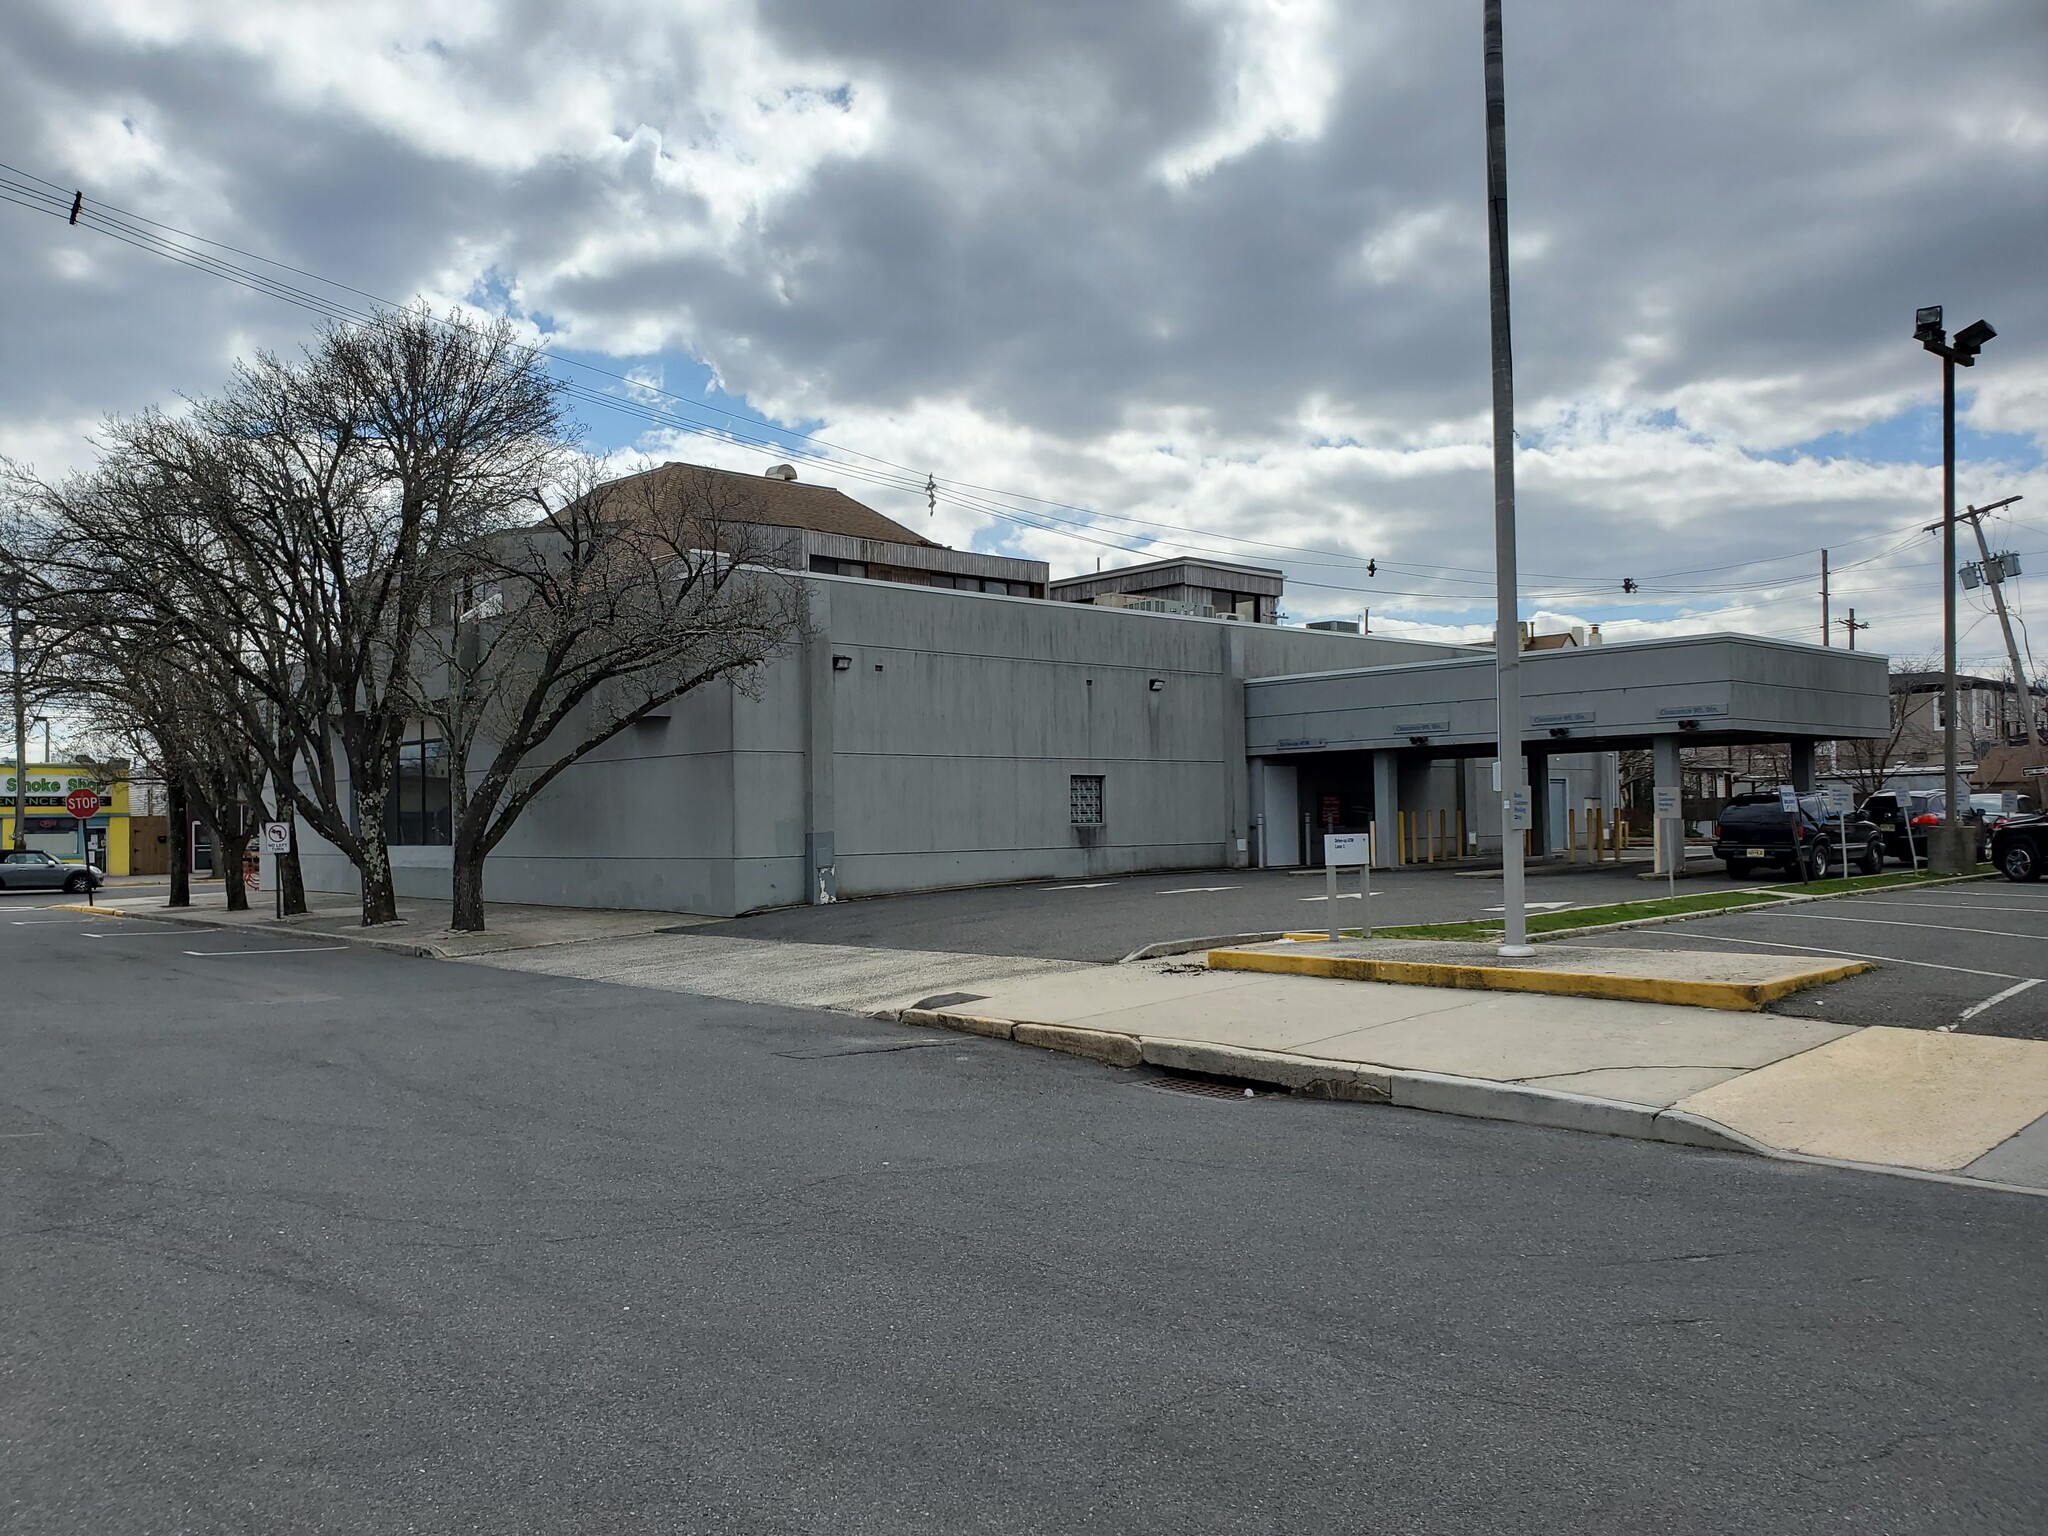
[{"xmin": 65, "ymin": 788, "xmax": 101, "ymax": 819}]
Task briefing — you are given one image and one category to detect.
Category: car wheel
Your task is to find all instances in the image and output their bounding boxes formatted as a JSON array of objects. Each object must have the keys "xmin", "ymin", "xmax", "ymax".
[
  {"xmin": 1725, "ymin": 859, "xmax": 1753, "ymax": 878},
  {"xmin": 63, "ymin": 873, "xmax": 90, "ymax": 894},
  {"xmin": 1806, "ymin": 839, "xmax": 1832, "ymax": 880},
  {"xmin": 1859, "ymin": 841, "xmax": 1883, "ymax": 876},
  {"xmin": 2002, "ymin": 841, "xmax": 2043, "ymax": 884}
]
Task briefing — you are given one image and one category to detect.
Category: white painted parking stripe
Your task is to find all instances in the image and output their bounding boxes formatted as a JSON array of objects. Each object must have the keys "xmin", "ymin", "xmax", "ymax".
[
  {"xmin": 1775, "ymin": 912, "xmax": 2047, "ymax": 941},
  {"xmin": 1158, "ymin": 886, "xmax": 1242, "ymax": 894},
  {"xmin": 1046, "ymin": 882, "xmax": 1118, "ymax": 890},
  {"xmin": 182, "ymin": 945, "xmax": 350, "ymax": 957},
  {"xmin": 1656, "ymin": 931, "xmax": 2032, "ymax": 980},
  {"xmin": 1957, "ymin": 978, "xmax": 2043, "ymax": 1023},
  {"xmin": 1854, "ymin": 899, "xmax": 2048, "ymax": 915},
  {"xmin": 1300, "ymin": 892, "xmax": 1381, "ymax": 901}
]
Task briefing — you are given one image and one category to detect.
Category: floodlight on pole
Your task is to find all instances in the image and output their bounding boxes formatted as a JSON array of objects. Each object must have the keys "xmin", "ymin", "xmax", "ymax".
[{"xmin": 1915, "ymin": 303, "xmax": 1998, "ymax": 870}]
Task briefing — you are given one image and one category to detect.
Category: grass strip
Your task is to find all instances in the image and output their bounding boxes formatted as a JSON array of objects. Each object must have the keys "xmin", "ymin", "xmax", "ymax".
[{"xmin": 1357, "ymin": 868, "xmax": 1983, "ymax": 942}]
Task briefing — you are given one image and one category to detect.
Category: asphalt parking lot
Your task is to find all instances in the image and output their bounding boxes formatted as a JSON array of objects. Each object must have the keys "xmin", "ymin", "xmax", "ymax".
[
  {"xmin": 1579, "ymin": 878, "xmax": 2048, "ymax": 1039},
  {"xmin": 722, "ymin": 860, "xmax": 1661, "ymax": 960}
]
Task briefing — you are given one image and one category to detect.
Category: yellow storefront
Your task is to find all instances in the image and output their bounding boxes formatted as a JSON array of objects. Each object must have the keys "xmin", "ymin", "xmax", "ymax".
[{"xmin": 1, "ymin": 764, "xmax": 131, "ymax": 875}]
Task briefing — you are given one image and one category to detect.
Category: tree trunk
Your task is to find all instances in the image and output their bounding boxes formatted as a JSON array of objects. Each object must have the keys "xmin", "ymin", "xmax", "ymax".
[
  {"xmin": 167, "ymin": 780, "xmax": 191, "ymax": 908},
  {"xmin": 221, "ymin": 826, "xmax": 254, "ymax": 912},
  {"xmin": 450, "ymin": 834, "xmax": 487, "ymax": 932},
  {"xmin": 359, "ymin": 837, "xmax": 398, "ymax": 926},
  {"xmin": 279, "ymin": 842, "xmax": 308, "ymax": 917}
]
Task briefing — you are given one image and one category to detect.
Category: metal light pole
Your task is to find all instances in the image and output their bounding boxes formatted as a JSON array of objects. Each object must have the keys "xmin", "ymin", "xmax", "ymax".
[
  {"xmin": 1484, "ymin": 0, "xmax": 1531, "ymax": 953},
  {"xmin": 1915, "ymin": 305, "xmax": 1996, "ymax": 872}
]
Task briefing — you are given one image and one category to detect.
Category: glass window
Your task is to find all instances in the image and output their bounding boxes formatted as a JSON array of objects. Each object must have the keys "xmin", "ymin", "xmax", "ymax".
[
  {"xmin": 385, "ymin": 723, "xmax": 453, "ymax": 846},
  {"xmin": 1070, "ymin": 775, "xmax": 1104, "ymax": 826},
  {"xmin": 981, "ymin": 579, "xmax": 1011, "ymax": 595}
]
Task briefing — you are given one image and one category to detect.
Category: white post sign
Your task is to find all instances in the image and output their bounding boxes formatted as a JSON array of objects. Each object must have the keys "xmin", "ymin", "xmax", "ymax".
[
  {"xmin": 260, "ymin": 821, "xmax": 293, "ymax": 855},
  {"xmin": 1653, "ymin": 785, "xmax": 1681, "ymax": 895},
  {"xmin": 1506, "ymin": 788, "xmax": 1532, "ymax": 831},
  {"xmin": 1322, "ymin": 832, "xmax": 1373, "ymax": 942}
]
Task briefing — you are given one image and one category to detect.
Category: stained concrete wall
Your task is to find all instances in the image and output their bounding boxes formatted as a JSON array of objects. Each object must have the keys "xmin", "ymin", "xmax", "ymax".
[{"xmin": 300, "ymin": 574, "xmax": 1469, "ymax": 917}]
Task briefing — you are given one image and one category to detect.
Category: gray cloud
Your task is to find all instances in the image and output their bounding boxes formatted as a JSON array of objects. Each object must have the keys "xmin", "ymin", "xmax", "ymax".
[{"xmin": 2, "ymin": 0, "xmax": 2043, "ymax": 659}]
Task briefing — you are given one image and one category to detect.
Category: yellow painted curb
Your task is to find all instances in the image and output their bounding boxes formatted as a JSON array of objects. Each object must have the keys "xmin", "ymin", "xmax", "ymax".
[
  {"xmin": 46, "ymin": 903, "xmax": 128, "ymax": 917},
  {"xmin": 1206, "ymin": 947, "xmax": 1872, "ymax": 1013}
]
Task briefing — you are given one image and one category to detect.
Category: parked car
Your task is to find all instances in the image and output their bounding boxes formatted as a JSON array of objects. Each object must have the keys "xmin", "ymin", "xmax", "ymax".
[
  {"xmin": 1860, "ymin": 790, "xmax": 1993, "ymax": 864},
  {"xmin": 1713, "ymin": 792, "xmax": 1884, "ymax": 880},
  {"xmin": 1991, "ymin": 814, "xmax": 2048, "ymax": 883},
  {"xmin": 0, "ymin": 850, "xmax": 104, "ymax": 893}
]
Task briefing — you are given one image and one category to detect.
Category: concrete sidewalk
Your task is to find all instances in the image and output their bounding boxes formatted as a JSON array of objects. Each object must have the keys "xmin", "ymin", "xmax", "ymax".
[
  {"xmin": 894, "ymin": 961, "xmax": 2048, "ymax": 1194},
  {"xmin": 72, "ymin": 887, "xmax": 720, "ymax": 957}
]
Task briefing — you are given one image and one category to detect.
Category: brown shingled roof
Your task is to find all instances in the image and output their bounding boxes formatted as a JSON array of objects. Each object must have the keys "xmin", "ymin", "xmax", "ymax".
[{"xmin": 605, "ymin": 461, "xmax": 941, "ymax": 548}]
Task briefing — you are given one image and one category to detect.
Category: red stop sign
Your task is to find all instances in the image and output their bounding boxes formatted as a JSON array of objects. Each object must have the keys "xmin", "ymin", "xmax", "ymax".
[{"xmin": 66, "ymin": 788, "xmax": 101, "ymax": 819}]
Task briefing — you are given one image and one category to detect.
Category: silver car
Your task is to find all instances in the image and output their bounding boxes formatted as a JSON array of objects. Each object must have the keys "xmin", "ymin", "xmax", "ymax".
[{"xmin": 0, "ymin": 850, "xmax": 103, "ymax": 893}]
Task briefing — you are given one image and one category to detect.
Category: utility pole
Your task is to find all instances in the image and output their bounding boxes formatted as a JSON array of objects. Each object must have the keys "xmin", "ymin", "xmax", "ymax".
[
  {"xmin": 1484, "ymin": 0, "xmax": 1530, "ymax": 955},
  {"xmin": 1915, "ymin": 305, "xmax": 1996, "ymax": 871},
  {"xmin": 1821, "ymin": 550, "xmax": 1830, "ymax": 645},
  {"xmin": 1836, "ymin": 609, "xmax": 1868, "ymax": 651},
  {"xmin": 1959, "ymin": 494, "xmax": 2038, "ymax": 747},
  {"xmin": 7, "ymin": 595, "xmax": 26, "ymax": 852}
]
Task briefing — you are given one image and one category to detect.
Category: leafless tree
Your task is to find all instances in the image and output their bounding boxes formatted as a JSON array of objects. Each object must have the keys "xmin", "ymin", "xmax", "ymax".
[
  {"xmin": 23, "ymin": 305, "xmax": 565, "ymax": 925},
  {"xmin": 414, "ymin": 460, "xmax": 806, "ymax": 931},
  {"xmin": 0, "ymin": 480, "xmax": 75, "ymax": 851},
  {"xmin": 1837, "ymin": 655, "xmax": 1934, "ymax": 801}
]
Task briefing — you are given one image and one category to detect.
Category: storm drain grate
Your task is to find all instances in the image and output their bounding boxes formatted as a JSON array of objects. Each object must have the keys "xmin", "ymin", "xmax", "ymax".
[{"xmin": 1144, "ymin": 1073, "xmax": 1269, "ymax": 1101}]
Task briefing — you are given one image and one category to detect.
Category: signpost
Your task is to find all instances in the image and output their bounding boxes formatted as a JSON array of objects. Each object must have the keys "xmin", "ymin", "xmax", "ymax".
[
  {"xmin": 1654, "ymin": 785, "xmax": 1682, "ymax": 898},
  {"xmin": 260, "ymin": 820, "xmax": 292, "ymax": 919},
  {"xmin": 1824, "ymin": 783, "xmax": 1855, "ymax": 879},
  {"xmin": 1323, "ymin": 832, "xmax": 1372, "ymax": 942}
]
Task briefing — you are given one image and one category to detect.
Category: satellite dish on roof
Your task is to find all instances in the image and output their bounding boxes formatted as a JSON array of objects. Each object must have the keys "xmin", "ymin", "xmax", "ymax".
[{"xmin": 765, "ymin": 463, "xmax": 798, "ymax": 481}]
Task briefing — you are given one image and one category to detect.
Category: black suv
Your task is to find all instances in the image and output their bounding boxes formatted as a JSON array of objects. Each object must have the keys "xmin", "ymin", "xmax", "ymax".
[
  {"xmin": 1859, "ymin": 790, "xmax": 1993, "ymax": 865},
  {"xmin": 1713, "ymin": 793, "xmax": 1884, "ymax": 880},
  {"xmin": 1991, "ymin": 814, "xmax": 2048, "ymax": 883}
]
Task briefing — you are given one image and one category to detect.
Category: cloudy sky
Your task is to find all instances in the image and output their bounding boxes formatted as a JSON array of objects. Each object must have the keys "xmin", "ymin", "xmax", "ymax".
[{"xmin": 3, "ymin": 0, "xmax": 2044, "ymax": 668}]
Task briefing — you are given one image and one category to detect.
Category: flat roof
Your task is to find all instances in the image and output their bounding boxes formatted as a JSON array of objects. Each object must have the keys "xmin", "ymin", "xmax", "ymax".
[{"xmin": 1246, "ymin": 633, "xmax": 1893, "ymax": 754}]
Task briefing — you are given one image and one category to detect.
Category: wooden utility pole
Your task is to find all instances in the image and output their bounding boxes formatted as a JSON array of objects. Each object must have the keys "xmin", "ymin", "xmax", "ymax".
[
  {"xmin": 1959, "ymin": 496, "xmax": 2038, "ymax": 747},
  {"xmin": 1836, "ymin": 608, "xmax": 1868, "ymax": 651},
  {"xmin": 1821, "ymin": 550, "xmax": 1830, "ymax": 645}
]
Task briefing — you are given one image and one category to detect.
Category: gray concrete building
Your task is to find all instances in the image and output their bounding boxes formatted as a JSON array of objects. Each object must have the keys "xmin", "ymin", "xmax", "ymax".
[
  {"xmin": 295, "ymin": 466, "xmax": 1898, "ymax": 915},
  {"xmin": 1050, "ymin": 556, "xmax": 1283, "ymax": 623}
]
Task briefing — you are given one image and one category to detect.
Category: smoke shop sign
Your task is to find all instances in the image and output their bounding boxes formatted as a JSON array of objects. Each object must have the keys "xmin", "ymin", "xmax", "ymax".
[{"xmin": 3, "ymin": 773, "xmax": 108, "ymax": 808}]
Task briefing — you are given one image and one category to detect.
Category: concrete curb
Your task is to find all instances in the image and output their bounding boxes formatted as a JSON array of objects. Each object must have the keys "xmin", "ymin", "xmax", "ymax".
[
  {"xmin": 1202, "ymin": 945, "xmax": 1872, "ymax": 1012},
  {"xmin": 1119, "ymin": 931, "xmax": 1286, "ymax": 963},
  {"xmin": 890, "ymin": 1002, "xmax": 2048, "ymax": 1199}
]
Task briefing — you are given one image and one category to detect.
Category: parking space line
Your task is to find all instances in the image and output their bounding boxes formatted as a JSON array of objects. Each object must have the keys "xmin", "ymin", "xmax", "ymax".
[
  {"xmin": 1046, "ymin": 882, "xmax": 1118, "ymax": 891},
  {"xmin": 1157, "ymin": 886, "xmax": 1242, "ymax": 894},
  {"xmin": 1775, "ymin": 912, "xmax": 2047, "ymax": 941},
  {"xmin": 1957, "ymin": 978, "xmax": 2043, "ymax": 1024},
  {"xmin": 181, "ymin": 945, "xmax": 350, "ymax": 957},
  {"xmin": 1654, "ymin": 931, "xmax": 2032, "ymax": 980},
  {"xmin": 1852, "ymin": 899, "xmax": 2048, "ymax": 915}
]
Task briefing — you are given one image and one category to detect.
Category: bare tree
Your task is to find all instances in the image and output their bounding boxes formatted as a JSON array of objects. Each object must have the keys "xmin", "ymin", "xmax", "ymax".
[
  {"xmin": 0, "ymin": 481, "xmax": 74, "ymax": 850},
  {"xmin": 25, "ymin": 306, "xmax": 566, "ymax": 925},
  {"xmin": 414, "ymin": 460, "xmax": 806, "ymax": 931},
  {"xmin": 1837, "ymin": 655, "xmax": 1934, "ymax": 801}
]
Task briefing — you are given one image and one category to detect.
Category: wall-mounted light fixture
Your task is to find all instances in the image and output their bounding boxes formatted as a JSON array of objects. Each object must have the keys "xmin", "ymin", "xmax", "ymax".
[
  {"xmin": 1678, "ymin": 718, "xmax": 1700, "ymax": 732},
  {"xmin": 1548, "ymin": 726, "xmax": 1571, "ymax": 740},
  {"xmin": 1408, "ymin": 735, "xmax": 1431, "ymax": 747},
  {"xmin": 1148, "ymin": 678, "xmax": 1164, "ymax": 692},
  {"xmin": 831, "ymin": 655, "xmax": 852, "ymax": 671}
]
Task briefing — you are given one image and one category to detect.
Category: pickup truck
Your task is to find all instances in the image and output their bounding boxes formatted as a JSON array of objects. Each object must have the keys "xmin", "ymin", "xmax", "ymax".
[{"xmin": 1712, "ymin": 792, "xmax": 1883, "ymax": 880}]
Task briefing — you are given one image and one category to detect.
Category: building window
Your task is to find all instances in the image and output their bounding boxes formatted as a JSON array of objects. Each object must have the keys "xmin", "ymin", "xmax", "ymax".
[
  {"xmin": 809, "ymin": 556, "xmax": 868, "ymax": 578},
  {"xmin": 1070, "ymin": 774, "xmax": 1104, "ymax": 826},
  {"xmin": 385, "ymin": 723, "xmax": 452, "ymax": 846}
]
